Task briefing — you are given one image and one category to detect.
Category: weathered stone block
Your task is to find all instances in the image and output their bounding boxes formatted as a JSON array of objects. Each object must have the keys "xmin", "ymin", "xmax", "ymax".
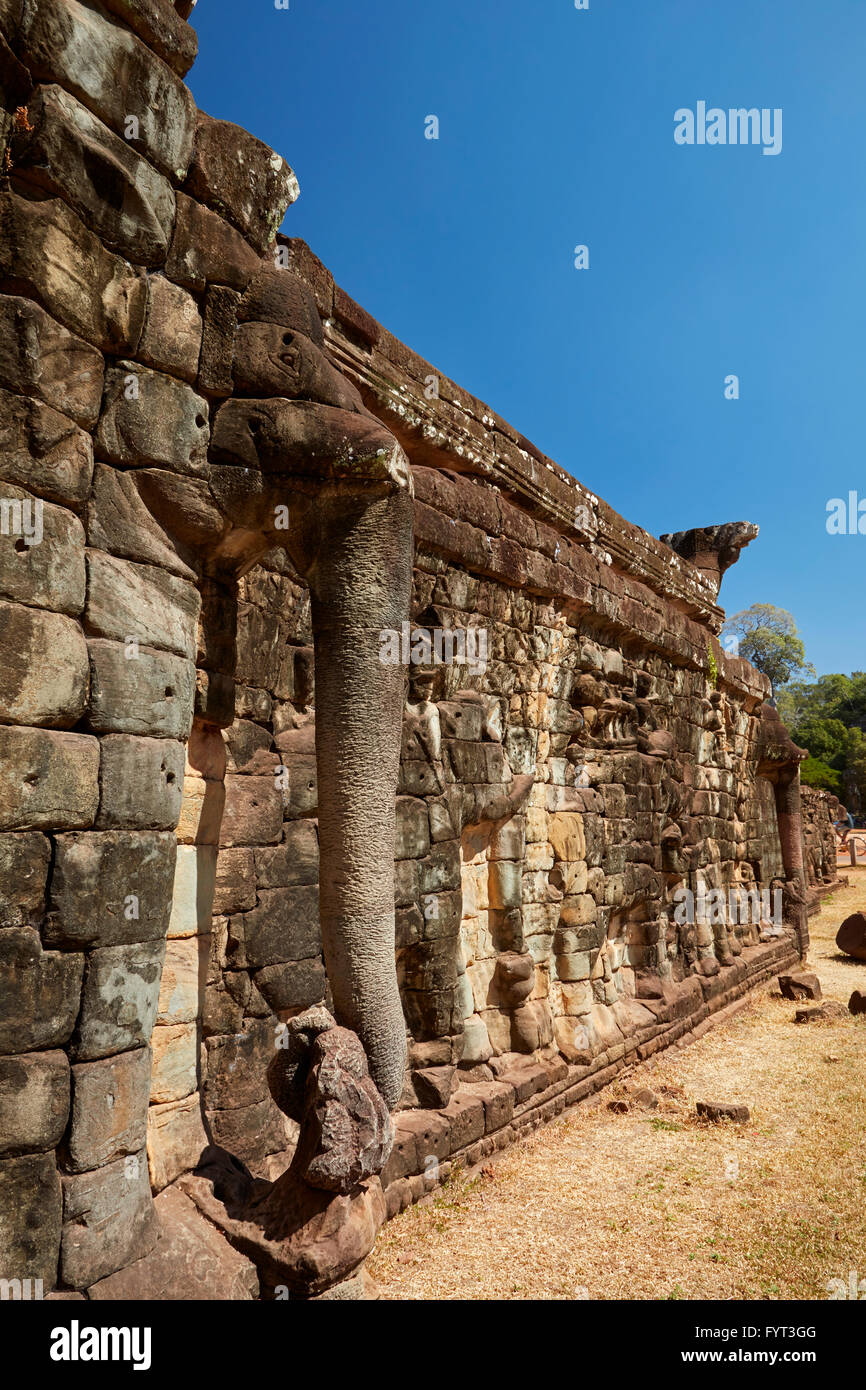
[
  {"xmin": 138, "ymin": 274, "xmax": 203, "ymax": 383},
  {"xmin": 99, "ymin": 0, "xmax": 198, "ymax": 78},
  {"xmin": 240, "ymin": 886, "xmax": 320, "ymax": 968},
  {"xmin": 0, "ymin": 728, "xmax": 99, "ymax": 832},
  {"xmin": 548, "ymin": 811, "xmax": 586, "ymax": 862},
  {"xmin": 0, "ymin": 295, "xmax": 105, "ymax": 429},
  {"xmin": 13, "ymin": 85, "xmax": 176, "ymax": 266},
  {"xmin": 73, "ymin": 939, "xmax": 166, "ymax": 1061},
  {"xmin": 213, "ymin": 847, "xmax": 255, "ymax": 914},
  {"xmin": 0, "ymin": 192, "xmax": 147, "ymax": 353},
  {"xmin": 197, "ymin": 282, "xmax": 239, "ymax": 396},
  {"xmin": 86, "ymin": 465, "xmax": 197, "ymax": 580},
  {"xmin": 0, "ymin": 927, "xmax": 84, "ymax": 1054},
  {"xmin": 87, "ymin": 1184, "xmax": 258, "ymax": 1300},
  {"xmin": 395, "ymin": 797, "xmax": 430, "ymax": 860},
  {"xmin": 203, "ymin": 1021, "xmax": 273, "ymax": 1111},
  {"xmin": 157, "ymin": 935, "xmax": 208, "ymax": 1024},
  {"xmin": 175, "ymin": 774, "xmax": 226, "ymax": 845},
  {"xmin": 66, "ymin": 1046, "xmax": 151, "ymax": 1172},
  {"xmin": 254, "ymin": 820, "xmax": 319, "ymax": 888},
  {"xmin": 146, "ymin": 1092, "xmax": 208, "ymax": 1192},
  {"xmin": 96, "ymin": 735, "xmax": 185, "ymax": 830},
  {"xmin": 220, "ymin": 775, "xmax": 283, "ymax": 847},
  {"xmin": 223, "ymin": 718, "xmax": 271, "ymax": 774},
  {"xmin": 0, "ymin": 831, "xmax": 51, "ymax": 927},
  {"xmin": 96, "ymin": 362, "xmax": 209, "ymax": 474},
  {"xmin": 0, "ymin": 389, "xmax": 93, "ymax": 510},
  {"xmin": 442, "ymin": 1092, "xmax": 486, "ymax": 1152},
  {"xmin": 47, "ymin": 829, "xmax": 176, "ymax": 948},
  {"xmin": 0, "ymin": 1151, "xmax": 62, "ymax": 1284},
  {"xmin": 185, "ymin": 112, "xmax": 299, "ymax": 253},
  {"xmin": 11, "ymin": 0, "xmax": 197, "ymax": 177},
  {"xmin": 60, "ymin": 1150, "xmax": 157, "ymax": 1289},
  {"xmin": 85, "ymin": 550, "xmax": 200, "ymax": 659},
  {"xmin": 205, "ymin": 1097, "xmax": 290, "ymax": 1166},
  {"xmin": 150, "ymin": 1021, "xmax": 197, "ymax": 1103},
  {"xmin": 0, "ymin": 501, "xmax": 86, "ymax": 629},
  {"xmin": 167, "ymin": 845, "xmax": 217, "ymax": 938},
  {"xmin": 166, "ymin": 192, "xmax": 262, "ymax": 293},
  {"xmin": 0, "ymin": 1050, "xmax": 70, "ymax": 1156},
  {"xmin": 0, "ymin": 601, "xmax": 88, "ymax": 726},
  {"xmin": 254, "ymin": 957, "xmax": 326, "ymax": 1013},
  {"xmin": 87, "ymin": 639, "xmax": 195, "ymax": 739}
]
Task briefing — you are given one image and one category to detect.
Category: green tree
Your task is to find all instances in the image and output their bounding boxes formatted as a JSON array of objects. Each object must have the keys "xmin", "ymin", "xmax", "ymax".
[
  {"xmin": 722, "ymin": 604, "xmax": 814, "ymax": 697},
  {"xmin": 799, "ymin": 757, "xmax": 842, "ymax": 794}
]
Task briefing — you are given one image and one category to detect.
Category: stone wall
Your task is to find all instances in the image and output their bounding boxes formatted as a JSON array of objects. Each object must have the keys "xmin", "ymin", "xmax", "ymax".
[
  {"xmin": 801, "ymin": 785, "xmax": 842, "ymax": 903},
  {"xmin": 0, "ymin": 0, "xmax": 822, "ymax": 1298}
]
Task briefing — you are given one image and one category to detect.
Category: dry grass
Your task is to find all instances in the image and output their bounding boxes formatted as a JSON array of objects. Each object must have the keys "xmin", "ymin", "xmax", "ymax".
[{"xmin": 369, "ymin": 870, "xmax": 866, "ymax": 1300}]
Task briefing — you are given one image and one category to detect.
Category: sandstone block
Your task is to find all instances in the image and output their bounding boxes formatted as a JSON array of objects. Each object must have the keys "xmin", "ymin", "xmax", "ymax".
[
  {"xmin": 240, "ymin": 886, "xmax": 320, "ymax": 967},
  {"xmin": 0, "ymin": 927, "xmax": 83, "ymax": 1053},
  {"xmin": 220, "ymin": 775, "xmax": 283, "ymax": 847},
  {"xmin": 157, "ymin": 935, "xmax": 208, "ymax": 1024},
  {"xmin": 185, "ymin": 112, "xmax": 299, "ymax": 253},
  {"xmin": 13, "ymin": 85, "xmax": 176, "ymax": 266},
  {"xmin": 166, "ymin": 192, "xmax": 262, "ymax": 293},
  {"xmin": 87, "ymin": 1184, "xmax": 258, "ymax": 1300},
  {"xmin": 85, "ymin": 550, "xmax": 200, "ymax": 659},
  {"xmin": 395, "ymin": 797, "xmax": 430, "ymax": 860},
  {"xmin": 150, "ymin": 1021, "xmax": 197, "ymax": 1103},
  {"xmin": 146, "ymin": 1092, "xmax": 209, "ymax": 1192},
  {"xmin": 47, "ymin": 829, "xmax": 176, "ymax": 948},
  {"xmin": 0, "ymin": 487, "xmax": 86, "ymax": 615},
  {"xmin": 203, "ymin": 1021, "xmax": 273, "ymax": 1111},
  {"xmin": 0, "ymin": 295, "xmax": 105, "ymax": 429},
  {"xmin": 778, "ymin": 972, "xmax": 821, "ymax": 1002},
  {"xmin": 205, "ymin": 1097, "xmax": 290, "ymax": 1166},
  {"xmin": 412, "ymin": 1065, "xmax": 457, "ymax": 1109},
  {"xmin": 87, "ymin": 639, "xmax": 195, "ymax": 739},
  {"xmin": 461, "ymin": 1079, "xmax": 515, "ymax": 1133},
  {"xmin": 696, "ymin": 1100, "xmax": 750, "ymax": 1124},
  {"xmin": 0, "ymin": 831, "xmax": 51, "ymax": 926},
  {"xmin": 66, "ymin": 1046, "xmax": 151, "ymax": 1171},
  {"xmin": 0, "ymin": 1151, "xmax": 62, "ymax": 1284},
  {"xmin": 0, "ymin": 728, "xmax": 99, "ymax": 831},
  {"xmin": 86, "ymin": 465, "xmax": 197, "ymax": 580},
  {"xmin": 60, "ymin": 1150, "xmax": 157, "ymax": 1288},
  {"xmin": 197, "ymin": 283, "xmax": 238, "ymax": 395},
  {"xmin": 138, "ymin": 275, "xmax": 203, "ymax": 383},
  {"xmin": 73, "ymin": 939, "xmax": 166, "ymax": 1061},
  {"xmin": 253, "ymin": 821, "xmax": 319, "ymax": 888},
  {"xmin": 96, "ymin": 735, "xmax": 185, "ymax": 830},
  {"xmin": 836, "ymin": 912, "xmax": 866, "ymax": 962},
  {"xmin": 213, "ymin": 847, "xmax": 256, "ymax": 914},
  {"xmin": 0, "ymin": 1051, "xmax": 70, "ymax": 1156},
  {"xmin": 167, "ymin": 845, "xmax": 217, "ymax": 938},
  {"xmin": 0, "ymin": 601, "xmax": 88, "ymax": 726},
  {"xmin": 254, "ymin": 958, "xmax": 326, "ymax": 1013},
  {"xmin": 99, "ymin": 0, "xmax": 198, "ymax": 77},
  {"xmin": 174, "ymin": 773, "xmax": 226, "ymax": 844},
  {"xmin": 0, "ymin": 191, "xmax": 147, "ymax": 353},
  {"xmin": 96, "ymin": 362, "xmax": 209, "ymax": 474},
  {"xmin": 548, "ymin": 811, "xmax": 587, "ymax": 862},
  {"xmin": 0, "ymin": 389, "xmax": 93, "ymax": 509},
  {"xmin": 11, "ymin": 0, "xmax": 196, "ymax": 177}
]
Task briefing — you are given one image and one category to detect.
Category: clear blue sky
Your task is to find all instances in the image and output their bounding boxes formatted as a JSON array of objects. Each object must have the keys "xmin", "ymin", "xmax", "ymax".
[{"xmin": 188, "ymin": 0, "xmax": 865, "ymax": 677}]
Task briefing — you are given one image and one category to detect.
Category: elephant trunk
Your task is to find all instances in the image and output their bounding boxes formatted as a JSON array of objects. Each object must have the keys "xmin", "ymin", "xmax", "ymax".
[{"xmin": 303, "ymin": 481, "xmax": 413, "ymax": 1109}]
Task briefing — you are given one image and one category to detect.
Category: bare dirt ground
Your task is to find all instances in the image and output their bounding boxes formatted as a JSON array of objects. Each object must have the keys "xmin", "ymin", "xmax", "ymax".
[{"xmin": 369, "ymin": 870, "xmax": 866, "ymax": 1300}]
